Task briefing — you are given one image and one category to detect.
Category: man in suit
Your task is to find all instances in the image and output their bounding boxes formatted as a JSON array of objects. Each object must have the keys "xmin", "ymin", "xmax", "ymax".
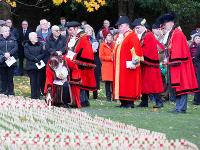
[{"xmin": 17, "ymin": 20, "xmax": 32, "ymax": 76}]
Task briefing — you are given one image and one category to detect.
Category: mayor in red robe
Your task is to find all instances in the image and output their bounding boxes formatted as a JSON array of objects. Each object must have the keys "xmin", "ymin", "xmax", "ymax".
[
  {"xmin": 113, "ymin": 16, "xmax": 143, "ymax": 108},
  {"xmin": 44, "ymin": 54, "xmax": 81, "ymax": 108},
  {"xmin": 158, "ymin": 13, "xmax": 198, "ymax": 113},
  {"xmin": 132, "ymin": 18, "xmax": 164, "ymax": 108},
  {"xmin": 66, "ymin": 21, "xmax": 96, "ymax": 107}
]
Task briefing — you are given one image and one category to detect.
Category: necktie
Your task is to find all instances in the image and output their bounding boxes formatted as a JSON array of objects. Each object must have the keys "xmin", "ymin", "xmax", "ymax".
[{"xmin": 23, "ymin": 29, "xmax": 26, "ymax": 35}]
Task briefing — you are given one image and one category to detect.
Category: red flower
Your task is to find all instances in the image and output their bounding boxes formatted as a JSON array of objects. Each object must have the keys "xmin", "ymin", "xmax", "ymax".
[{"xmin": 46, "ymin": 134, "xmax": 50, "ymax": 138}]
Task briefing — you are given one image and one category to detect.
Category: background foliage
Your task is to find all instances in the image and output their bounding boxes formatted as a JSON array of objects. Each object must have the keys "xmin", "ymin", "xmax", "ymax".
[{"xmin": 2, "ymin": 0, "xmax": 200, "ymax": 36}]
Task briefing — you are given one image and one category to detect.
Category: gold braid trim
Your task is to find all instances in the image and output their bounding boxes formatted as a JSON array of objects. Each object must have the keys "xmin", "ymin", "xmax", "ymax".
[
  {"xmin": 73, "ymin": 60, "xmax": 96, "ymax": 68},
  {"xmin": 68, "ymin": 80, "xmax": 82, "ymax": 85},
  {"xmin": 130, "ymin": 47, "xmax": 144, "ymax": 64}
]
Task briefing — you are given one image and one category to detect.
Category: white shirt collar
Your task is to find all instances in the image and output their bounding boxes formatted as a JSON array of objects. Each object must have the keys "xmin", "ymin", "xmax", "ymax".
[
  {"xmin": 136, "ymin": 29, "xmax": 147, "ymax": 40},
  {"xmin": 162, "ymin": 31, "xmax": 170, "ymax": 45}
]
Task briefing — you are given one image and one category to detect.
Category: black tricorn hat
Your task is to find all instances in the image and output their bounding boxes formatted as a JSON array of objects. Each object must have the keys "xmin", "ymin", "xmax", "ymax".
[
  {"xmin": 131, "ymin": 18, "xmax": 147, "ymax": 27},
  {"xmin": 115, "ymin": 16, "xmax": 130, "ymax": 26},
  {"xmin": 157, "ymin": 12, "xmax": 176, "ymax": 26},
  {"xmin": 66, "ymin": 21, "xmax": 81, "ymax": 28},
  {"xmin": 190, "ymin": 30, "xmax": 198, "ymax": 36},
  {"xmin": 152, "ymin": 22, "xmax": 160, "ymax": 29}
]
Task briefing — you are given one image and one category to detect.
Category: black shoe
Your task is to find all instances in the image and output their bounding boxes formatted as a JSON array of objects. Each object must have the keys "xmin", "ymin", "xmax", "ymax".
[
  {"xmin": 131, "ymin": 103, "xmax": 135, "ymax": 108},
  {"xmin": 193, "ymin": 102, "xmax": 200, "ymax": 105},
  {"xmin": 107, "ymin": 98, "xmax": 112, "ymax": 102},
  {"xmin": 81, "ymin": 101, "xmax": 90, "ymax": 107},
  {"xmin": 93, "ymin": 96, "xmax": 98, "ymax": 99},
  {"xmin": 153, "ymin": 103, "xmax": 163, "ymax": 108},
  {"xmin": 121, "ymin": 101, "xmax": 134, "ymax": 109},
  {"xmin": 128, "ymin": 101, "xmax": 134, "ymax": 108},
  {"xmin": 61, "ymin": 104, "xmax": 71, "ymax": 108},
  {"xmin": 168, "ymin": 109, "xmax": 186, "ymax": 114},
  {"xmin": 93, "ymin": 91, "xmax": 98, "ymax": 99},
  {"xmin": 116, "ymin": 103, "xmax": 126, "ymax": 108},
  {"xmin": 85, "ymin": 101, "xmax": 90, "ymax": 107},
  {"xmin": 122, "ymin": 105, "xmax": 131, "ymax": 108},
  {"xmin": 0, "ymin": 91, "xmax": 6, "ymax": 95},
  {"xmin": 6, "ymin": 92, "xmax": 15, "ymax": 96},
  {"xmin": 116, "ymin": 104, "xmax": 124, "ymax": 108},
  {"xmin": 137, "ymin": 103, "xmax": 148, "ymax": 107}
]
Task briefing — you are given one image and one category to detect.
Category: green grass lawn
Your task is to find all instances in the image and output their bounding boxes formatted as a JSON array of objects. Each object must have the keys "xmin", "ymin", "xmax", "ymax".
[{"xmin": 14, "ymin": 76, "xmax": 200, "ymax": 148}]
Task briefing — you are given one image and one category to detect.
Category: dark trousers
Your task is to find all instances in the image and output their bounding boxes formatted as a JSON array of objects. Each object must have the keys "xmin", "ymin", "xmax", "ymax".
[
  {"xmin": 80, "ymin": 89, "xmax": 89, "ymax": 103},
  {"xmin": 28, "ymin": 70, "xmax": 41, "ymax": 99},
  {"xmin": 105, "ymin": 81, "xmax": 112, "ymax": 101},
  {"xmin": 86, "ymin": 90, "xmax": 98, "ymax": 99},
  {"xmin": 176, "ymin": 94, "xmax": 187, "ymax": 111},
  {"xmin": 141, "ymin": 93, "xmax": 163, "ymax": 106},
  {"xmin": 0, "ymin": 74, "xmax": 1, "ymax": 91},
  {"xmin": 18, "ymin": 56, "xmax": 24, "ymax": 75},
  {"xmin": 140, "ymin": 94, "xmax": 149, "ymax": 106},
  {"xmin": 0, "ymin": 66, "xmax": 14, "ymax": 95},
  {"xmin": 40, "ymin": 68, "xmax": 46, "ymax": 95},
  {"xmin": 194, "ymin": 67, "xmax": 200, "ymax": 104},
  {"xmin": 53, "ymin": 83, "xmax": 71, "ymax": 106},
  {"xmin": 194, "ymin": 92, "xmax": 200, "ymax": 104}
]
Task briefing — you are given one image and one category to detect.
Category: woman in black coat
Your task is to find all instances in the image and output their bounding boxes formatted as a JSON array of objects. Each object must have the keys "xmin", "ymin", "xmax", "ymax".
[
  {"xmin": 24, "ymin": 32, "xmax": 45, "ymax": 99},
  {"xmin": 0, "ymin": 26, "xmax": 18, "ymax": 95},
  {"xmin": 193, "ymin": 43, "xmax": 200, "ymax": 105}
]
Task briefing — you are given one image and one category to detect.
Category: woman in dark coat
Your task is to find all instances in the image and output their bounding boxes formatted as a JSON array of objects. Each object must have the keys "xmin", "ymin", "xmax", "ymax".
[
  {"xmin": 193, "ymin": 42, "xmax": 200, "ymax": 105},
  {"xmin": 190, "ymin": 34, "xmax": 200, "ymax": 74},
  {"xmin": 0, "ymin": 26, "xmax": 18, "ymax": 95},
  {"xmin": 24, "ymin": 32, "xmax": 45, "ymax": 99},
  {"xmin": 84, "ymin": 24, "xmax": 101, "ymax": 99}
]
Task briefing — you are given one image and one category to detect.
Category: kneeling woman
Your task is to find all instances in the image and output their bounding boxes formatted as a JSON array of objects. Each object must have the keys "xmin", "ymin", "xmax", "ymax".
[{"xmin": 44, "ymin": 53, "xmax": 81, "ymax": 108}]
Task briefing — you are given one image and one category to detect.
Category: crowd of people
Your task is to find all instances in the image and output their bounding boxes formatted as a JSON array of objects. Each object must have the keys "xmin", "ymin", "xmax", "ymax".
[{"xmin": 0, "ymin": 13, "xmax": 200, "ymax": 113}]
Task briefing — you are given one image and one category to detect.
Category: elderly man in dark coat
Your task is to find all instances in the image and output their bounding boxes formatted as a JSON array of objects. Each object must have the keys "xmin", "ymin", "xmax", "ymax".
[
  {"xmin": 46, "ymin": 25, "xmax": 67, "ymax": 57},
  {"xmin": 17, "ymin": 20, "xmax": 32, "ymax": 76}
]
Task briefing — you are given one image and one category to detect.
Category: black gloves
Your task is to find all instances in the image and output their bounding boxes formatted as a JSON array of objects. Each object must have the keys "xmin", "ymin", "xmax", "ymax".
[{"xmin": 34, "ymin": 58, "xmax": 39, "ymax": 62}]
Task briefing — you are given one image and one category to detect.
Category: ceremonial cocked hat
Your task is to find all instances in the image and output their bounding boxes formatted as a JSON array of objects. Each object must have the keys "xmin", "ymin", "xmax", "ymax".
[
  {"xmin": 157, "ymin": 12, "xmax": 176, "ymax": 26},
  {"xmin": 115, "ymin": 16, "xmax": 130, "ymax": 26},
  {"xmin": 131, "ymin": 18, "xmax": 147, "ymax": 27},
  {"xmin": 66, "ymin": 21, "xmax": 81, "ymax": 28}
]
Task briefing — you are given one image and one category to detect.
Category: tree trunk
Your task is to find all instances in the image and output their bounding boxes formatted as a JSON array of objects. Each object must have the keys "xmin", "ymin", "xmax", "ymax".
[
  {"xmin": 118, "ymin": 0, "xmax": 128, "ymax": 17},
  {"xmin": 128, "ymin": 0, "xmax": 136, "ymax": 21},
  {"xmin": 0, "ymin": 1, "xmax": 11, "ymax": 19},
  {"xmin": 118, "ymin": 0, "xmax": 136, "ymax": 21}
]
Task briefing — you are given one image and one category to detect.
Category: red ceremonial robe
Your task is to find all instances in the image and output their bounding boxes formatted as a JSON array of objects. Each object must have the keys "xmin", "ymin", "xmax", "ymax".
[
  {"xmin": 44, "ymin": 57, "xmax": 81, "ymax": 108},
  {"xmin": 113, "ymin": 30, "xmax": 143, "ymax": 101},
  {"xmin": 168, "ymin": 28, "xmax": 198, "ymax": 95},
  {"xmin": 67, "ymin": 32, "xmax": 96, "ymax": 91},
  {"xmin": 140, "ymin": 31, "xmax": 164, "ymax": 94}
]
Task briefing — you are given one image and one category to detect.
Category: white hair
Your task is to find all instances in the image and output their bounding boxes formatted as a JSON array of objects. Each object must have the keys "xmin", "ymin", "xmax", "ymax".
[
  {"xmin": 40, "ymin": 19, "xmax": 48, "ymax": 25},
  {"xmin": 29, "ymin": 32, "xmax": 37, "ymax": 40},
  {"xmin": 1, "ymin": 26, "xmax": 10, "ymax": 32},
  {"xmin": 84, "ymin": 24, "xmax": 95, "ymax": 39},
  {"xmin": 51, "ymin": 25, "xmax": 60, "ymax": 31}
]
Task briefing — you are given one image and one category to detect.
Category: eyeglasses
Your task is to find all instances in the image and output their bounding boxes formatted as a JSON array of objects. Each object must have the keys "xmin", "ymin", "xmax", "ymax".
[
  {"xmin": 53, "ymin": 30, "xmax": 60, "ymax": 32},
  {"xmin": 135, "ymin": 27, "xmax": 141, "ymax": 30}
]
